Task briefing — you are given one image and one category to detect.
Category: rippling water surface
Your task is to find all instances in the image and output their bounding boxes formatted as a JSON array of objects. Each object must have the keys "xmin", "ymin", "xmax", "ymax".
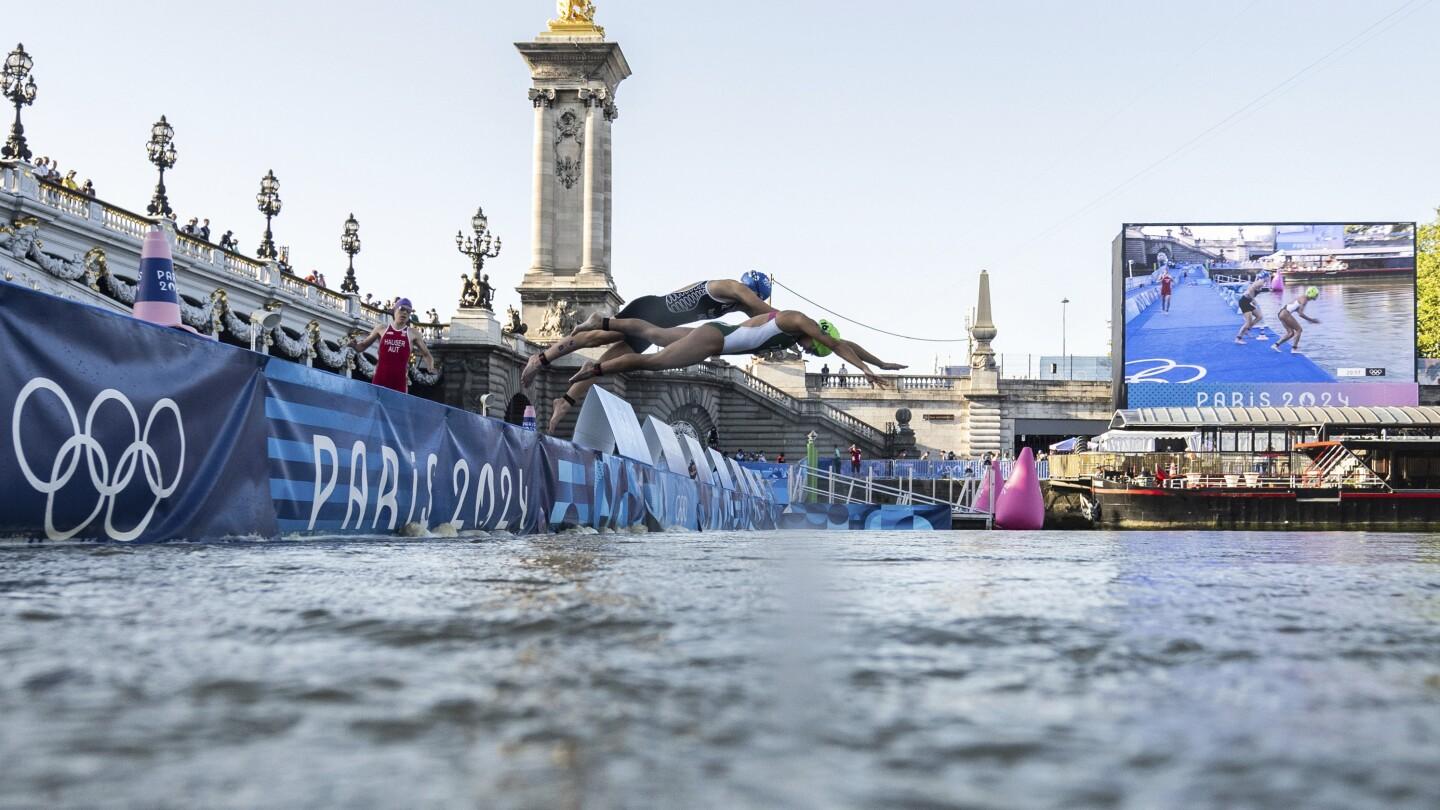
[{"xmin": 3, "ymin": 531, "xmax": 1439, "ymax": 809}]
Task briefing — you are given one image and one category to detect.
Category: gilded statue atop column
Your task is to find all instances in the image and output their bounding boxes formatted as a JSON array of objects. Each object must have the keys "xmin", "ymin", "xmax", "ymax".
[
  {"xmin": 544, "ymin": 0, "xmax": 604, "ymax": 38},
  {"xmin": 555, "ymin": 1, "xmax": 597, "ymax": 23}
]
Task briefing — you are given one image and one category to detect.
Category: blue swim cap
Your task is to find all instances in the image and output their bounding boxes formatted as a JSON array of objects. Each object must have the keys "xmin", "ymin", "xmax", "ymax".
[{"xmin": 740, "ymin": 270, "xmax": 772, "ymax": 301}]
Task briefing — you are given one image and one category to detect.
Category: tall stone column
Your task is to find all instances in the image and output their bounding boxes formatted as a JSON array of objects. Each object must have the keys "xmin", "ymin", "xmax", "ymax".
[
  {"xmin": 579, "ymin": 88, "xmax": 606, "ymax": 277},
  {"xmin": 602, "ymin": 100, "xmax": 617, "ymax": 271},
  {"xmin": 515, "ymin": 12, "xmax": 630, "ymax": 341},
  {"xmin": 528, "ymin": 89, "xmax": 556, "ymax": 276}
]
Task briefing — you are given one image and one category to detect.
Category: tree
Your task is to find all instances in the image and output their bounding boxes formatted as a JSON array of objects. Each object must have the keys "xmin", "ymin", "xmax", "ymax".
[{"xmin": 1418, "ymin": 209, "xmax": 1440, "ymax": 358}]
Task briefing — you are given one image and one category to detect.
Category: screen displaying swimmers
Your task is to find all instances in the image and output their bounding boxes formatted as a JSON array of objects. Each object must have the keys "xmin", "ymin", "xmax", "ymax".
[{"xmin": 1117, "ymin": 222, "xmax": 1418, "ymax": 408}]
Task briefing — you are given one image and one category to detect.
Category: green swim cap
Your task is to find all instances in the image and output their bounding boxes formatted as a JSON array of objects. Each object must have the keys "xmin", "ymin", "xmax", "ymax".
[
  {"xmin": 1305, "ymin": 286, "xmax": 1320, "ymax": 299},
  {"xmin": 811, "ymin": 319, "xmax": 841, "ymax": 356}
]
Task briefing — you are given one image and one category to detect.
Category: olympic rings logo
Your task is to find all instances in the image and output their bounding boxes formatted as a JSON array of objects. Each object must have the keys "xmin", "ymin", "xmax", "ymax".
[
  {"xmin": 11, "ymin": 377, "xmax": 185, "ymax": 541},
  {"xmin": 1125, "ymin": 358, "xmax": 1207, "ymax": 384}
]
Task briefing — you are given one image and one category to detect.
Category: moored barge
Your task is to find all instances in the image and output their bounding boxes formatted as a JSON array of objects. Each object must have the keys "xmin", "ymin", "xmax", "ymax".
[{"xmin": 1047, "ymin": 406, "xmax": 1440, "ymax": 531}]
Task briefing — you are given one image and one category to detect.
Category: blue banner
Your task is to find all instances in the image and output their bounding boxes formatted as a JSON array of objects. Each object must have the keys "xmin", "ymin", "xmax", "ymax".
[
  {"xmin": 778, "ymin": 503, "xmax": 952, "ymax": 531},
  {"xmin": 0, "ymin": 282, "xmax": 773, "ymax": 542},
  {"xmin": 0, "ymin": 283, "xmax": 274, "ymax": 541}
]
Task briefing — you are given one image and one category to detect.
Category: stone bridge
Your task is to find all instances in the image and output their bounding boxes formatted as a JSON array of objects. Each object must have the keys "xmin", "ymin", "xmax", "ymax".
[{"xmin": 2, "ymin": 158, "xmax": 1113, "ymax": 461}]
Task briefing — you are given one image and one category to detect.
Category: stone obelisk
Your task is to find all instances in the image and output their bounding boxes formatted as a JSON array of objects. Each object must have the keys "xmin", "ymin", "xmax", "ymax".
[
  {"xmin": 964, "ymin": 269, "xmax": 1003, "ymax": 456},
  {"xmin": 515, "ymin": 2, "xmax": 630, "ymax": 342}
]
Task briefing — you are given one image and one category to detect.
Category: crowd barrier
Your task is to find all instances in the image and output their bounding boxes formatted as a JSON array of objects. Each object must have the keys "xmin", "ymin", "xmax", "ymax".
[{"xmin": 1, "ymin": 282, "xmax": 774, "ymax": 542}]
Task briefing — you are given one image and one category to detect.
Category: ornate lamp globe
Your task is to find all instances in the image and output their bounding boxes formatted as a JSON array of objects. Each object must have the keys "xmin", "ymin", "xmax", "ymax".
[{"xmin": 3, "ymin": 44, "xmax": 32, "ymax": 80}]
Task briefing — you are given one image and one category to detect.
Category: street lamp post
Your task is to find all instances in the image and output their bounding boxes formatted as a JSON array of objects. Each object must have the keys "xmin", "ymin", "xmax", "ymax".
[
  {"xmin": 144, "ymin": 115, "xmax": 177, "ymax": 218},
  {"xmin": 1061, "ymin": 297, "xmax": 1070, "ymax": 379},
  {"xmin": 456, "ymin": 206, "xmax": 501, "ymax": 309},
  {"xmin": 255, "ymin": 169, "xmax": 282, "ymax": 261},
  {"xmin": 0, "ymin": 43, "xmax": 38, "ymax": 161},
  {"xmin": 340, "ymin": 213, "xmax": 361, "ymax": 293}
]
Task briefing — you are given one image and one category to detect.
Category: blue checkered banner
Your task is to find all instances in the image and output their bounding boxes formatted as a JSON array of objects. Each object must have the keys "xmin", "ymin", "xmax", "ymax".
[
  {"xmin": 0, "ymin": 282, "xmax": 773, "ymax": 542},
  {"xmin": 777, "ymin": 503, "xmax": 952, "ymax": 531}
]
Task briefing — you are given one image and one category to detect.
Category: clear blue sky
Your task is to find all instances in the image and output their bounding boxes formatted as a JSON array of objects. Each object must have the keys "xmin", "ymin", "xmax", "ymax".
[{"xmin": 16, "ymin": 1, "xmax": 1440, "ymax": 370}]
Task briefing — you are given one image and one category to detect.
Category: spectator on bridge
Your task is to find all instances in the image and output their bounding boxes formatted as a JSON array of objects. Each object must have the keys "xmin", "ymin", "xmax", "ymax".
[
  {"xmin": 82, "ymin": 179, "xmax": 95, "ymax": 197},
  {"xmin": 820, "ymin": 363, "xmax": 830, "ymax": 387},
  {"xmin": 218, "ymin": 230, "xmax": 237, "ymax": 251},
  {"xmin": 838, "ymin": 363, "xmax": 849, "ymax": 387},
  {"xmin": 33, "ymin": 157, "xmax": 51, "ymax": 180},
  {"xmin": 304, "ymin": 271, "xmax": 319, "ymax": 285},
  {"xmin": 688, "ymin": 459, "xmax": 698, "ymax": 479},
  {"xmin": 315, "ymin": 272, "xmax": 328, "ymax": 289},
  {"xmin": 850, "ymin": 444, "xmax": 861, "ymax": 474},
  {"xmin": 756, "ymin": 452, "xmax": 768, "ymax": 462},
  {"xmin": 707, "ymin": 428, "xmax": 719, "ymax": 448},
  {"xmin": 62, "ymin": 170, "xmax": 80, "ymax": 191},
  {"xmin": 919, "ymin": 450, "xmax": 930, "ymax": 460},
  {"xmin": 776, "ymin": 452, "xmax": 786, "ymax": 463},
  {"xmin": 182, "ymin": 217, "xmax": 199, "ymax": 235},
  {"xmin": 199, "ymin": 219, "xmax": 211, "ymax": 241},
  {"xmin": 734, "ymin": 448, "xmax": 745, "ymax": 461}
]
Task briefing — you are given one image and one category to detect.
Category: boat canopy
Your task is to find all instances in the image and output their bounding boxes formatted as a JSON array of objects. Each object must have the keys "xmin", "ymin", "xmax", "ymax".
[
  {"xmin": 1111, "ymin": 406, "xmax": 1440, "ymax": 430},
  {"xmin": 1089, "ymin": 430, "xmax": 1199, "ymax": 453}
]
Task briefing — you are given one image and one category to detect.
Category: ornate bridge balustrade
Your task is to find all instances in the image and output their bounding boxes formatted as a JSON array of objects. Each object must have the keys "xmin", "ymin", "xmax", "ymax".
[{"xmin": 0, "ymin": 160, "xmax": 441, "ymax": 388}]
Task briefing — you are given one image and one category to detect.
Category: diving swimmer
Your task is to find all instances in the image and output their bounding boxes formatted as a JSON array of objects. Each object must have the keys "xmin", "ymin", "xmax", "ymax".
[
  {"xmin": 522, "ymin": 272, "xmax": 775, "ymax": 432},
  {"xmin": 1271, "ymin": 286, "xmax": 1321, "ymax": 354},
  {"xmin": 564, "ymin": 310, "xmax": 900, "ymax": 387}
]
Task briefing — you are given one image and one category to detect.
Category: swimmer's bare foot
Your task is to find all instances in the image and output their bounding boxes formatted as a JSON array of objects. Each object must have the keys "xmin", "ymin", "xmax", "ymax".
[
  {"xmin": 521, "ymin": 351, "xmax": 547, "ymax": 387},
  {"xmin": 548, "ymin": 396, "xmax": 573, "ymax": 432},
  {"xmin": 571, "ymin": 312, "xmax": 606, "ymax": 335},
  {"xmin": 564, "ymin": 358, "xmax": 604, "ymax": 383},
  {"xmin": 879, "ymin": 362, "xmax": 908, "ymax": 370}
]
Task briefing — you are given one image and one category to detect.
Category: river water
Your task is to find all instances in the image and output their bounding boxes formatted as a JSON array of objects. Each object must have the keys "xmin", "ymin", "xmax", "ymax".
[{"xmin": 2, "ymin": 531, "xmax": 1438, "ymax": 809}]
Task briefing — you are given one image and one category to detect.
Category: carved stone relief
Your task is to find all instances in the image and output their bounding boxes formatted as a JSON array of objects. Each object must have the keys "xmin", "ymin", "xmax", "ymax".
[{"xmin": 553, "ymin": 108, "xmax": 584, "ymax": 190}]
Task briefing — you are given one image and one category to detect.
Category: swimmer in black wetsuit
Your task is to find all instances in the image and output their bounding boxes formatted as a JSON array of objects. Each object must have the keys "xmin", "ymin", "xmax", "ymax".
[
  {"xmin": 565, "ymin": 310, "xmax": 896, "ymax": 388},
  {"xmin": 523, "ymin": 272, "xmax": 776, "ymax": 432},
  {"xmin": 1233, "ymin": 271, "xmax": 1271, "ymax": 344}
]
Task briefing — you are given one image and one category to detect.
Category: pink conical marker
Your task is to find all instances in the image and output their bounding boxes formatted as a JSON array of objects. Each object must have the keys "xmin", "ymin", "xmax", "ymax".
[
  {"xmin": 132, "ymin": 229, "xmax": 198, "ymax": 334},
  {"xmin": 974, "ymin": 466, "xmax": 993, "ymax": 513},
  {"xmin": 994, "ymin": 447, "xmax": 1045, "ymax": 530}
]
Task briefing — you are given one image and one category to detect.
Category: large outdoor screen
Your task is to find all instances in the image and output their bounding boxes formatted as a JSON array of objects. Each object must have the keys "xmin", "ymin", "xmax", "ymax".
[{"xmin": 1116, "ymin": 223, "xmax": 1418, "ymax": 409}]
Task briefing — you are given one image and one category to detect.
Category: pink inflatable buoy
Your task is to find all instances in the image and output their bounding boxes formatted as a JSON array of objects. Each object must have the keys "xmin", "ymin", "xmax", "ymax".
[
  {"xmin": 994, "ymin": 447, "xmax": 1045, "ymax": 530},
  {"xmin": 974, "ymin": 466, "xmax": 996, "ymax": 513}
]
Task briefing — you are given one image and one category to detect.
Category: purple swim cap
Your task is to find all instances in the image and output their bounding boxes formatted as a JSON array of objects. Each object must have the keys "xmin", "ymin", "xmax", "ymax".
[{"xmin": 394, "ymin": 297, "xmax": 413, "ymax": 310}]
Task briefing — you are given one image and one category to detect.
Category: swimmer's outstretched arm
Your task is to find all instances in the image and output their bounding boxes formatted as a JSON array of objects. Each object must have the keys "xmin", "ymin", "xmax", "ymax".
[
  {"xmin": 839, "ymin": 339, "xmax": 907, "ymax": 371},
  {"xmin": 778, "ymin": 311, "xmax": 889, "ymax": 387}
]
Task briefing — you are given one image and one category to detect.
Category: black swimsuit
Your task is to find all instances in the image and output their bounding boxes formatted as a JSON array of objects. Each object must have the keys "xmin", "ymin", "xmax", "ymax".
[{"xmin": 615, "ymin": 281, "xmax": 739, "ymax": 352}]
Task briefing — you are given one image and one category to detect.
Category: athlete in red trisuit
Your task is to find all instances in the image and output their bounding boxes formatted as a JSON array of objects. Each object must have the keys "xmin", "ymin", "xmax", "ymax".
[
  {"xmin": 348, "ymin": 297, "xmax": 437, "ymax": 394},
  {"xmin": 1159, "ymin": 269, "xmax": 1173, "ymax": 313}
]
